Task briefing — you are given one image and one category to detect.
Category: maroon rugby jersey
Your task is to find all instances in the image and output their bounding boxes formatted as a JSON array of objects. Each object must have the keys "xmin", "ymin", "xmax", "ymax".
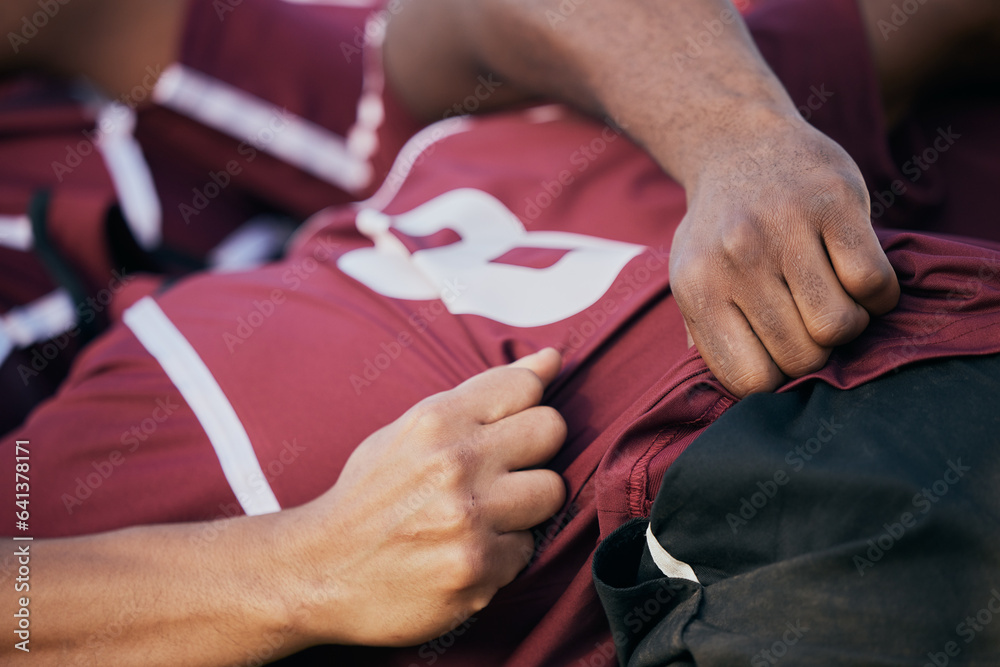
[
  {"xmin": 0, "ymin": 0, "xmax": 421, "ymax": 431},
  {"xmin": 5, "ymin": 103, "xmax": 1000, "ymax": 667},
  {"xmin": 2, "ymin": 0, "xmax": 1000, "ymax": 664}
]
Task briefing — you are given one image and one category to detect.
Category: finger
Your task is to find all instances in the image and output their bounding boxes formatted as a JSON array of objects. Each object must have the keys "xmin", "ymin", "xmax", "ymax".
[
  {"xmin": 736, "ymin": 283, "xmax": 832, "ymax": 379},
  {"xmin": 688, "ymin": 302, "xmax": 784, "ymax": 397},
  {"xmin": 508, "ymin": 347, "xmax": 562, "ymax": 386},
  {"xmin": 485, "ymin": 530, "xmax": 538, "ymax": 589},
  {"xmin": 481, "ymin": 405, "xmax": 566, "ymax": 471},
  {"xmin": 449, "ymin": 349, "xmax": 562, "ymax": 424},
  {"xmin": 824, "ymin": 219, "xmax": 900, "ymax": 316},
  {"xmin": 785, "ymin": 246, "xmax": 870, "ymax": 348},
  {"xmin": 486, "ymin": 468, "xmax": 566, "ymax": 533}
]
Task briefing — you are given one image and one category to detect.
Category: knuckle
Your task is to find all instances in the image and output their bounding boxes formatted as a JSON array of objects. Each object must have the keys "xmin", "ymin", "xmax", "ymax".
[
  {"xmin": 777, "ymin": 345, "xmax": 830, "ymax": 378},
  {"xmin": 534, "ymin": 406, "xmax": 567, "ymax": 442},
  {"xmin": 405, "ymin": 396, "xmax": 455, "ymax": 438},
  {"xmin": 537, "ymin": 471, "xmax": 567, "ymax": 512},
  {"xmin": 848, "ymin": 261, "xmax": 898, "ymax": 299},
  {"xmin": 431, "ymin": 445, "xmax": 478, "ymax": 485},
  {"xmin": 718, "ymin": 219, "xmax": 764, "ymax": 266},
  {"xmin": 723, "ymin": 364, "xmax": 780, "ymax": 397},
  {"xmin": 804, "ymin": 185, "xmax": 844, "ymax": 225},
  {"xmin": 433, "ymin": 487, "xmax": 478, "ymax": 533},
  {"xmin": 805, "ymin": 175, "xmax": 864, "ymax": 220},
  {"xmin": 809, "ymin": 307, "xmax": 867, "ymax": 347},
  {"xmin": 444, "ymin": 542, "xmax": 489, "ymax": 591},
  {"xmin": 510, "ymin": 367, "xmax": 546, "ymax": 405},
  {"xmin": 671, "ymin": 263, "xmax": 719, "ymax": 316}
]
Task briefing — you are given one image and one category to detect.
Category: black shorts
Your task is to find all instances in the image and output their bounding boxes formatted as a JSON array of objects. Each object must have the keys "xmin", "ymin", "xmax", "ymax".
[{"xmin": 593, "ymin": 353, "xmax": 1000, "ymax": 667}]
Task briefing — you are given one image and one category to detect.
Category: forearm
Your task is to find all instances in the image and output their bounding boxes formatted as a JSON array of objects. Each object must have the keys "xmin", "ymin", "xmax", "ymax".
[
  {"xmin": 3, "ymin": 515, "xmax": 303, "ymax": 666},
  {"xmin": 386, "ymin": 0, "xmax": 800, "ymax": 188},
  {"xmin": 0, "ymin": 0, "xmax": 185, "ymax": 98}
]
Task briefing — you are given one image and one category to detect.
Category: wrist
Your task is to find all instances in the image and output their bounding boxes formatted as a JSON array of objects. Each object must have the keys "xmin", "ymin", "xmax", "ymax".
[
  {"xmin": 261, "ymin": 500, "xmax": 359, "ymax": 649},
  {"xmin": 227, "ymin": 509, "xmax": 323, "ymax": 655},
  {"xmin": 647, "ymin": 99, "xmax": 805, "ymax": 193}
]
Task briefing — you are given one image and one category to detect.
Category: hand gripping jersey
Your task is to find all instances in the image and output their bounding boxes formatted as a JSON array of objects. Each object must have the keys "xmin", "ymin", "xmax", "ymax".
[
  {"xmin": 3, "ymin": 99, "xmax": 1000, "ymax": 667},
  {"xmin": 1, "ymin": 0, "xmax": 1000, "ymax": 664}
]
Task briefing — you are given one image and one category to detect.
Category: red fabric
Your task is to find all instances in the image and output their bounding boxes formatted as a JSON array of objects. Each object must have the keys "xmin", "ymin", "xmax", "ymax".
[
  {"xmin": 4, "ymin": 105, "xmax": 1000, "ymax": 666},
  {"xmin": 1, "ymin": 1, "xmax": 998, "ymax": 665},
  {"xmin": 0, "ymin": 0, "xmax": 417, "ymax": 308},
  {"xmin": 749, "ymin": 0, "xmax": 1000, "ymax": 244},
  {"xmin": 0, "ymin": 0, "xmax": 422, "ymax": 432}
]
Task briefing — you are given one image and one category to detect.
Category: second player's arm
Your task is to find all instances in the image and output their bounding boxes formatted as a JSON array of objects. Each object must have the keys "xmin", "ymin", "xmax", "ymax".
[
  {"xmin": 2, "ymin": 350, "xmax": 567, "ymax": 666},
  {"xmin": 386, "ymin": 0, "xmax": 900, "ymax": 397}
]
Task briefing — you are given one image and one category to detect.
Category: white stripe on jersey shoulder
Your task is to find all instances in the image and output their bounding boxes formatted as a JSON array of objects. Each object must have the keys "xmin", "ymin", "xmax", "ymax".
[
  {"xmin": 123, "ymin": 297, "xmax": 282, "ymax": 516},
  {"xmin": 287, "ymin": 115, "xmax": 472, "ymax": 252},
  {"xmin": 0, "ymin": 215, "xmax": 33, "ymax": 251},
  {"xmin": 153, "ymin": 64, "xmax": 372, "ymax": 194},
  {"xmin": 645, "ymin": 523, "xmax": 700, "ymax": 584},
  {"xmin": 354, "ymin": 115, "xmax": 472, "ymax": 212}
]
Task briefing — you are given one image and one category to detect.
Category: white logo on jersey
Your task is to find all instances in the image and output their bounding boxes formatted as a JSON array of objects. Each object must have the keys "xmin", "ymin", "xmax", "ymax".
[{"xmin": 338, "ymin": 188, "xmax": 646, "ymax": 327}]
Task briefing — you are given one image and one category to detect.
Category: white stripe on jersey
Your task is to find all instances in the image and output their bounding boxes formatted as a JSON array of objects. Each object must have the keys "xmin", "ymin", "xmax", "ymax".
[
  {"xmin": 645, "ymin": 523, "xmax": 700, "ymax": 584},
  {"xmin": 0, "ymin": 290, "xmax": 77, "ymax": 366},
  {"xmin": 2, "ymin": 289, "xmax": 76, "ymax": 347},
  {"xmin": 0, "ymin": 215, "xmax": 33, "ymax": 251},
  {"xmin": 153, "ymin": 64, "xmax": 373, "ymax": 194},
  {"xmin": 93, "ymin": 102, "xmax": 163, "ymax": 250},
  {"xmin": 123, "ymin": 297, "xmax": 282, "ymax": 516}
]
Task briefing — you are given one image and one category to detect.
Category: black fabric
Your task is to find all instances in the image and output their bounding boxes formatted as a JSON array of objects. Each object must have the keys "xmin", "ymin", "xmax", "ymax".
[
  {"xmin": 27, "ymin": 190, "xmax": 103, "ymax": 343},
  {"xmin": 594, "ymin": 353, "xmax": 1000, "ymax": 666}
]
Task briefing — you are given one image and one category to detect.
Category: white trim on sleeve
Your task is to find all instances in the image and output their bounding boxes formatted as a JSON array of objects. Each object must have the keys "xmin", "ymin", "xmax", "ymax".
[
  {"xmin": 645, "ymin": 523, "xmax": 700, "ymax": 583},
  {"xmin": 153, "ymin": 64, "xmax": 372, "ymax": 194}
]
